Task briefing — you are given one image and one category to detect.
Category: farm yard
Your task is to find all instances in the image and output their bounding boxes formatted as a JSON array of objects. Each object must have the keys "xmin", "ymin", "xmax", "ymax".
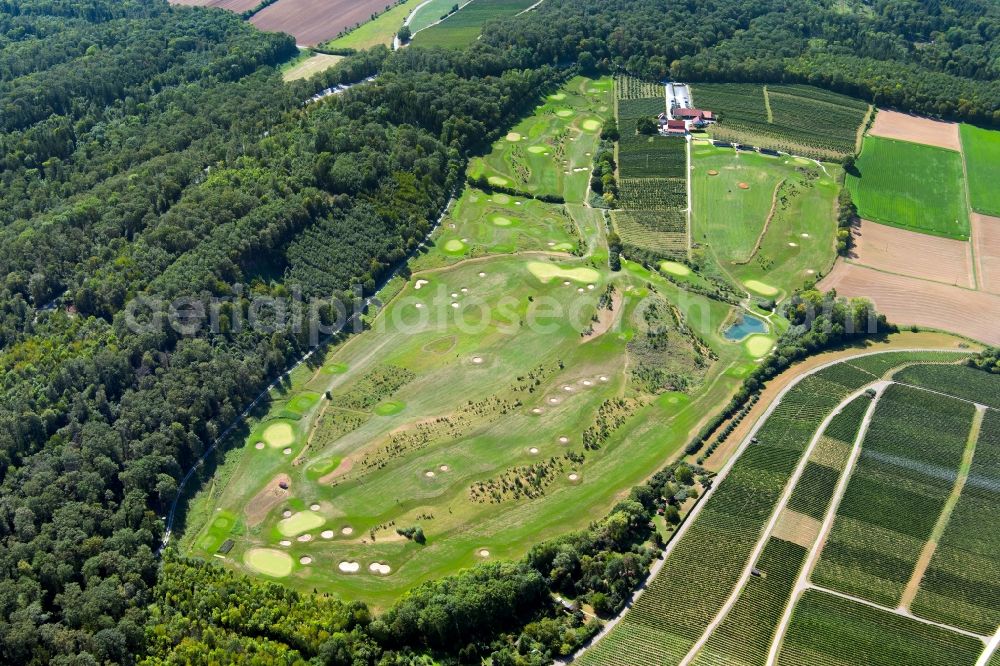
[
  {"xmin": 250, "ymin": 0, "xmax": 390, "ymax": 46},
  {"xmin": 961, "ymin": 124, "xmax": 1000, "ymax": 217},
  {"xmin": 412, "ymin": 0, "xmax": 536, "ymax": 48},
  {"xmin": 578, "ymin": 354, "xmax": 1000, "ymax": 666},
  {"xmin": 690, "ymin": 83, "xmax": 870, "ymax": 161},
  {"xmin": 846, "ymin": 136, "xmax": 969, "ymax": 239}
]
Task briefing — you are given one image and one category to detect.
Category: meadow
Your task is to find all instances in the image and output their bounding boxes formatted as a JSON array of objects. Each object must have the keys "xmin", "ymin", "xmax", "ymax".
[
  {"xmin": 322, "ymin": 0, "xmax": 425, "ymax": 50},
  {"xmin": 690, "ymin": 142, "xmax": 840, "ymax": 299},
  {"xmin": 691, "ymin": 83, "xmax": 870, "ymax": 161},
  {"xmin": 847, "ymin": 135, "xmax": 970, "ymax": 239},
  {"xmin": 412, "ymin": 0, "xmax": 535, "ymax": 48},
  {"xmin": 960, "ymin": 123, "xmax": 1000, "ymax": 217}
]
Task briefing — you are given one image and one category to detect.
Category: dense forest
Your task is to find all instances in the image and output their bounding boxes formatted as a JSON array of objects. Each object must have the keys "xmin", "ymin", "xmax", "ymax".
[{"xmin": 0, "ymin": 0, "xmax": 997, "ymax": 662}]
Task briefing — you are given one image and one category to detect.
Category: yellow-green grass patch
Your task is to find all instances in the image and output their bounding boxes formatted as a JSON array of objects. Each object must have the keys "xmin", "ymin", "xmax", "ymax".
[
  {"xmin": 551, "ymin": 242, "xmax": 574, "ymax": 252},
  {"xmin": 306, "ymin": 456, "xmax": 342, "ymax": 479},
  {"xmin": 555, "ymin": 109, "xmax": 574, "ymax": 118},
  {"xmin": 322, "ymin": 362, "xmax": 348, "ymax": 374},
  {"xmin": 581, "ymin": 119, "xmax": 601, "ymax": 132},
  {"xmin": 743, "ymin": 279, "xmax": 779, "ymax": 297},
  {"xmin": 527, "ymin": 145, "xmax": 549, "ymax": 154},
  {"xmin": 744, "ymin": 334, "xmax": 775, "ymax": 356},
  {"xmin": 526, "ymin": 261, "xmax": 600, "ymax": 284},
  {"xmin": 244, "ymin": 548, "xmax": 294, "ymax": 577},
  {"xmin": 548, "ymin": 93, "xmax": 567, "ymax": 101},
  {"xmin": 506, "ymin": 132, "xmax": 522, "ymax": 142},
  {"xmin": 487, "ymin": 176, "xmax": 512, "ymax": 187},
  {"xmin": 374, "ymin": 400, "xmax": 406, "ymax": 416},
  {"xmin": 262, "ymin": 422, "xmax": 295, "ymax": 448},
  {"xmin": 277, "ymin": 510, "xmax": 325, "ymax": 537},
  {"xmin": 660, "ymin": 261, "xmax": 691, "ymax": 276},
  {"xmin": 491, "ymin": 215, "xmax": 514, "ymax": 227},
  {"xmin": 443, "ymin": 239, "xmax": 467, "ymax": 253},
  {"xmin": 281, "ymin": 53, "xmax": 344, "ymax": 82}
]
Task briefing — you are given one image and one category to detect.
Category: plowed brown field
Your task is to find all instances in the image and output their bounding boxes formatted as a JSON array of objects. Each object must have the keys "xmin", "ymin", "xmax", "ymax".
[
  {"xmin": 250, "ymin": 0, "xmax": 387, "ymax": 45},
  {"xmin": 972, "ymin": 213, "xmax": 1000, "ymax": 295},
  {"xmin": 869, "ymin": 109, "xmax": 961, "ymax": 151},
  {"xmin": 849, "ymin": 219, "xmax": 974, "ymax": 288}
]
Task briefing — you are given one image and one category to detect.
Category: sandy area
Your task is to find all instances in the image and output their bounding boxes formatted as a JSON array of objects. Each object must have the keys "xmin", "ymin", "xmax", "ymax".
[
  {"xmin": 971, "ymin": 213, "xmax": 1000, "ymax": 294},
  {"xmin": 245, "ymin": 474, "xmax": 291, "ymax": 527},
  {"xmin": 849, "ymin": 220, "xmax": 974, "ymax": 288},
  {"xmin": 772, "ymin": 508, "xmax": 821, "ymax": 548},
  {"xmin": 869, "ymin": 109, "xmax": 961, "ymax": 151},
  {"xmin": 251, "ymin": 0, "xmax": 388, "ymax": 46},
  {"xmin": 820, "ymin": 261, "xmax": 1000, "ymax": 345},
  {"xmin": 582, "ymin": 289, "xmax": 624, "ymax": 341}
]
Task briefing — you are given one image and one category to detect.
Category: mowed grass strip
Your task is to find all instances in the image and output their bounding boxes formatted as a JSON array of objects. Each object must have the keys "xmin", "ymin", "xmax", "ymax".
[
  {"xmin": 847, "ymin": 136, "xmax": 969, "ymax": 239},
  {"xmin": 960, "ymin": 123, "xmax": 1000, "ymax": 216}
]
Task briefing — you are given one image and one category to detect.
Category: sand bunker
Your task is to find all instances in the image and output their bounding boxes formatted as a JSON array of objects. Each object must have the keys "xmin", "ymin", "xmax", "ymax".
[
  {"xmin": 415, "ymin": 303, "xmax": 424, "ymax": 309},
  {"xmin": 587, "ymin": 284, "xmax": 595, "ymax": 290},
  {"xmin": 341, "ymin": 526, "xmax": 354, "ymax": 536},
  {"xmin": 801, "ymin": 233, "xmax": 810, "ymax": 238},
  {"xmin": 478, "ymin": 549, "xmax": 490, "ymax": 558},
  {"xmin": 558, "ymin": 436, "xmax": 569, "ymax": 444},
  {"xmin": 788, "ymin": 242, "xmax": 798, "ymax": 247},
  {"xmin": 369, "ymin": 562, "xmax": 391, "ymax": 575},
  {"xmin": 599, "ymin": 375, "xmax": 609, "ymax": 382},
  {"xmin": 506, "ymin": 132, "xmax": 521, "ymax": 141},
  {"xmin": 440, "ymin": 465, "xmax": 450, "ymax": 472},
  {"xmin": 738, "ymin": 182, "xmax": 750, "ymax": 190},
  {"xmin": 531, "ymin": 408, "xmax": 543, "ymax": 414},
  {"xmin": 254, "ymin": 442, "xmax": 265, "ymax": 450},
  {"xmin": 425, "ymin": 471, "xmax": 436, "ymax": 478},
  {"xmin": 278, "ymin": 511, "xmax": 325, "ymax": 537},
  {"xmin": 471, "ymin": 356, "xmax": 484, "ymax": 364},
  {"xmin": 529, "ymin": 447, "xmax": 539, "ymax": 454},
  {"xmin": 743, "ymin": 280, "xmax": 779, "ymax": 297},
  {"xmin": 300, "ymin": 556, "xmax": 313, "ymax": 565},
  {"xmin": 568, "ymin": 473, "xmax": 579, "ymax": 481},
  {"xmin": 338, "ymin": 561, "xmax": 360, "ymax": 573},
  {"xmin": 582, "ymin": 379, "xmax": 592, "ymax": 386},
  {"xmin": 660, "ymin": 261, "xmax": 691, "ymax": 276},
  {"xmin": 279, "ymin": 540, "xmax": 291, "ymax": 546},
  {"xmin": 527, "ymin": 261, "xmax": 600, "ymax": 285},
  {"xmin": 309, "ymin": 503, "xmax": 320, "ymax": 511},
  {"xmin": 321, "ymin": 530, "xmax": 334, "ymax": 539},
  {"xmin": 297, "ymin": 534, "xmax": 313, "ymax": 542},
  {"xmin": 478, "ymin": 272, "xmax": 486, "ymax": 277},
  {"xmin": 563, "ymin": 385, "xmax": 573, "ymax": 391},
  {"xmin": 282, "ymin": 448, "xmax": 292, "ymax": 455},
  {"xmin": 245, "ymin": 548, "xmax": 294, "ymax": 577},
  {"xmin": 548, "ymin": 397, "xmax": 561, "ymax": 405},
  {"xmin": 282, "ymin": 510, "xmax": 292, "ymax": 518},
  {"xmin": 262, "ymin": 422, "xmax": 295, "ymax": 448},
  {"xmin": 451, "ymin": 302, "xmax": 460, "ymax": 309},
  {"xmin": 582, "ymin": 119, "xmax": 601, "ymax": 131},
  {"xmin": 414, "ymin": 279, "xmax": 429, "ymax": 289},
  {"xmin": 708, "ymin": 169, "xmax": 719, "ymax": 176}
]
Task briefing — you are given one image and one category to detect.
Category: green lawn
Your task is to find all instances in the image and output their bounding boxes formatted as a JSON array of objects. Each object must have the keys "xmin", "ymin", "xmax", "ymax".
[
  {"xmin": 322, "ymin": 0, "xmax": 425, "ymax": 50},
  {"xmin": 407, "ymin": 0, "xmax": 462, "ymax": 33},
  {"xmin": 412, "ymin": 0, "xmax": 535, "ymax": 48},
  {"xmin": 847, "ymin": 135, "xmax": 969, "ymax": 239},
  {"xmin": 691, "ymin": 142, "xmax": 840, "ymax": 299},
  {"xmin": 960, "ymin": 123, "xmax": 1000, "ymax": 217}
]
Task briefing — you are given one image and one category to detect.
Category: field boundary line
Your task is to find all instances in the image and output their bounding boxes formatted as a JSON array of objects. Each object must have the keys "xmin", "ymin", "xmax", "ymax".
[
  {"xmin": 976, "ymin": 629, "xmax": 1000, "ymax": 666},
  {"xmin": 734, "ymin": 177, "xmax": 785, "ymax": 265},
  {"xmin": 843, "ymin": 258, "xmax": 983, "ymax": 292},
  {"xmin": 899, "ymin": 404, "xmax": 984, "ymax": 610},
  {"xmin": 892, "ymin": 379, "xmax": 992, "ymax": 411},
  {"xmin": 765, "ymin": 383, "xmax": 886, "ymax": 665},
  {"xmin": 763, "ymin": 85, "xmax": 773, "ymax": 124},
  {"xmin": 679, "ymin": 381, "xmax": 887, "ymax": 666},
  {"xmin": 807, "ymin": 584, "xmax": 989, "ymax": 642},
  {"xmin": 561, "ymin": 347, "xmax": 968, "ymax": 664},
  {"xmin": 685, "ymin": 133, "xmax": 692, "ymax": 259}
]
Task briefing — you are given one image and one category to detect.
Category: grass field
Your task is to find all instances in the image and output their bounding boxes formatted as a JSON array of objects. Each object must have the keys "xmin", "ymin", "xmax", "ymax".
[
  {"xmin": 467, "ymin": 76, "xmax": 611, "ymax": 203},
  {"xmin": 691, "ymin": 83, "xmax": 870, "ymax": 161},
  {"xmin": 960, "ymin": 124, "xmax": 1000, "ymax": 216},
  {"xmin": 412, "ymin": 0, "xmax": 535, "ymax": 48},
  {"xmin": 407, "ymin": 0, "xmax": 463, "ymax": 33},
  {"xmin": 321, "ymin": 0, "xmax": 425, "ymax": 50},
  {"xmin": 179, "ymin": 79, "xmax": 768, "ymax": 609},
  {"xmin": 690, "ymin": 142, "xmax": 840, "ymax": 298},
  {"xmin": 847, "ymin": 135, "xmax": 969, "ymax": 239},
  {"xmin": 281, "ymin": 52, "xmax": 344, "ymax": 82}
]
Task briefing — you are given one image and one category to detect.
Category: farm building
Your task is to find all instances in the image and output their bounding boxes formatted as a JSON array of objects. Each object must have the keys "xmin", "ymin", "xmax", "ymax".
[
  {"xmin": 664, "ymin": 119, "xmax": 687, "ymax": 136},
  {"xmin": 674, "ymin": 108, "xmax": 714, "ymax": 123}
]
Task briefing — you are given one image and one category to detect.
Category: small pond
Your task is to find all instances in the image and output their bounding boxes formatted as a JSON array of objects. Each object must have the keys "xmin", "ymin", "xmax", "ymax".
[{"xmin": 723, "ymin": 313, "xmax": 768, "ymax": 341}]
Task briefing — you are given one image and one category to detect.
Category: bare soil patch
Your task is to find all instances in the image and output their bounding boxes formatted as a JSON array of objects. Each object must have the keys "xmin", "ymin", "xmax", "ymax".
[
  {"xmin": 251, "ymin": 0, "xmax": 388, "ymax": 46},
  {"xmin": 971, "ymin": 213, "xmax": 1000, "ymax": 294},
  {"xmin": 850, "ymin": 219, "xmax": 974, "ymax": 287},
  {"xmin": 820, "ymin": 260, "xmax": 1000, "ymax": 345},
  {"xmin": 246, "ymin": 473, "xmax": 291, "ymax": 527},
  {"xmin": 582, "ymin": 290, "xmax": 623, "ymax": 341},
  {"xmin": 170, "ymin": 0, "xmax": 260, "ymax": 11},
  {"xmin": 772, "ymin": 508, "xmax": 821, "ymax": 548},
  {"xmin": 869, "ymin": 109, "xmax": 961, "ymax": 151},
  {"xmin": 318, "ymin": 457, "xmax": 353, "ymax": 484}
]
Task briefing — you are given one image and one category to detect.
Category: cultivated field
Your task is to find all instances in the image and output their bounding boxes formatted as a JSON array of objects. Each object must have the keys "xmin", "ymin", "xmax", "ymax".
[
  {"xmin": 281, "ymin": 52, "xmax": 344, "ymax": 81},
  {"xmin": 869, "ymin": 109, "xmax": 961, "ymax": 151},
  {"xmin": 251, "ymin": 0, "xmax": 389, "ymax": 46},
  {"xmin": 691, "ymin": 142, "xmax": 839, "ymax": 298},
  {"xmin": 847, "ymin": 135, "xmax": 969, "ymax": 240},
  {"xmin": 972, "ymin": 213, "xmax": 1000, "ymax": 294},
  {"xmin": 412, "ymin": 0, "xmax": 535, "ymax": 48},
  {"xmin": 819, "ymin": 261, "xmax": 1000, "ymax": 345},
  {"xmin": 849, "ymin": 219, "xmax": 974, "ymax": 288},
  {"xmin": 578, "ymin": 354, "xmax": 1000, "ymax": 666},
  {"xmin": 170, "ymin": 0, "xmax": 261, "ymax": 12},
  {"xmin": 691, "ymin": 83, "xmax": 870, "ymax": 161},
  {"xmin": 961, "ymin": 124, "xmax": 1000, "ymax": 217}
]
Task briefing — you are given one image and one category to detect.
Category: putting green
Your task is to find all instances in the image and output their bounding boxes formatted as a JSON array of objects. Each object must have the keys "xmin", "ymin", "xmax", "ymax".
[
  {"xmin": 551, "ymin": 242, "xmax": 574, "ymax": 252},
  {"xmin": 581, "ymin": 119, "xmax": 601, "ymax": 132},
  {"xmin": 491, "ymin": 215, "xmax": 514, "ymax": 227},
  {"xmin": 262, "ymin": 422, "xmax": 295, "ymax": 448},
  {"xmin": 527, "ymin": 145, "xmax": 548, "ymax": 154},
  {"xmin": 506, "ymin": 132, "xmax": 521, "ymax": 142},
  {"xmin": 743, "ymin": 279, "xmax": 779, "ymax": 297},
  {"xmin": 548, "ymin": 93, "xmax": 566, "ymax": 101},
  {"xmin": 277, "ymin": 510, "xmax": 325, "ymax": 537},
  {"xmin": 492, "ymin": 193, "xmax": 511, "ymax": 204},
  {"xmin": 374, "ymin": 400, "xmax": 405, "ymax": 416},
  {"xmin": 744, "ymin": 335, "xmax": 775, "ymax": 357},
  {"xmin": 527, "ymin": 261, "xmax": 600, "ymax": 284},
  {"xmin": 555, "ymin": 109, "xmax": 574, "ymax": 118},
  {"xmin": 443, "ymin": 239, "xmax": 467, "ymax": 253},
  {"xmin": 307, "ymin": 456, "xmax": 342, "ymax": 477},
  {"xmin": 487, "ymin": 176, "xmax": 511, "ymax": 187},
  {"xmin": 660, "ymin": 261, "xmax": 691, "ymax": 277},
  {"xmin": 245, "ymin": 548, "xmax": 293, "ymax": 577}
]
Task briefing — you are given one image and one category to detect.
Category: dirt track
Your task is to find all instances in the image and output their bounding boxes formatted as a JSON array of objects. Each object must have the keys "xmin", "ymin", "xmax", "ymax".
[
  {"xmin": 869, "ymin": 109, "xmax": 961, "ymax": 151},
  {"xmin": 850, "ymin": 219, "xmax": 974, "ymax": 288},
  {"xmin": 170, "ymin": 0, "xmax": 261, "ymax": 12},
  {"xmin": 820, "ymin": 261, "xmax": 1000, "ymax": 345},
  {"xmin": 251, "ymin": 0, "xmax": 388, "ymax": 45}
]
